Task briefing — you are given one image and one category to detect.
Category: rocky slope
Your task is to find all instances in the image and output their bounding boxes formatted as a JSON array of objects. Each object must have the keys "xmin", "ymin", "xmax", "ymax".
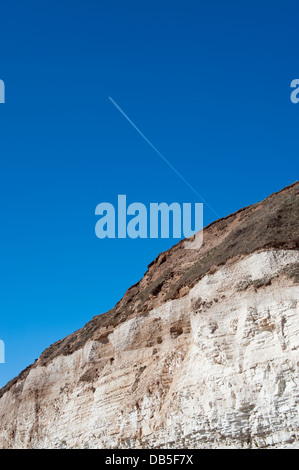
[{"xmin": 0, "ymin": 182, "xmax": 298, "ymax": 449}]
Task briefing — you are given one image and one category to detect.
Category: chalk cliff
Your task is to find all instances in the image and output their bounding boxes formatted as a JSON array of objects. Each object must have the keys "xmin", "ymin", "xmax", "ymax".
[{"xmin": 0, "ymin": 182, "xmax": 298, "ymax": 448}]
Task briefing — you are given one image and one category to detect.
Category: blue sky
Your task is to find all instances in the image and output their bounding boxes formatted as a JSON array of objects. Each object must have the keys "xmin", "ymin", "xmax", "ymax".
[{"xmin": 0, "ymin": 0, "xmax": 298, "ymax": 387}]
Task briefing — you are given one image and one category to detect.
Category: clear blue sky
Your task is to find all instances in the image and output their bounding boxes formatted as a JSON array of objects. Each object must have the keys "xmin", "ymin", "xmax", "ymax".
[{"xmin": 0, "ymin": 0, "xmax": 298, "ymax": 387}]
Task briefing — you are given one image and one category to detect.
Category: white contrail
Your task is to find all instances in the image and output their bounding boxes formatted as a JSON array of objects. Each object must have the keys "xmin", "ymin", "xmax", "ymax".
[{"xmin": 108, "ymin": 97, "xmax": 219, "ymax": 218}]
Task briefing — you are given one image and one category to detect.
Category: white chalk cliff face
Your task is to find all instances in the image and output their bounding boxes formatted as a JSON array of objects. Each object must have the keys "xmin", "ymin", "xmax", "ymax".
[{"xmin": 0, "ymin": 184, "xmax": 298, "ymax": 448}]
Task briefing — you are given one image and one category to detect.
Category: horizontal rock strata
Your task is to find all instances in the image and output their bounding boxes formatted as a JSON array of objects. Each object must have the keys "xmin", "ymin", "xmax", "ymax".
[{"xmin": 0, "ymin": 182, "xmax": 298, "ymax": 448}]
